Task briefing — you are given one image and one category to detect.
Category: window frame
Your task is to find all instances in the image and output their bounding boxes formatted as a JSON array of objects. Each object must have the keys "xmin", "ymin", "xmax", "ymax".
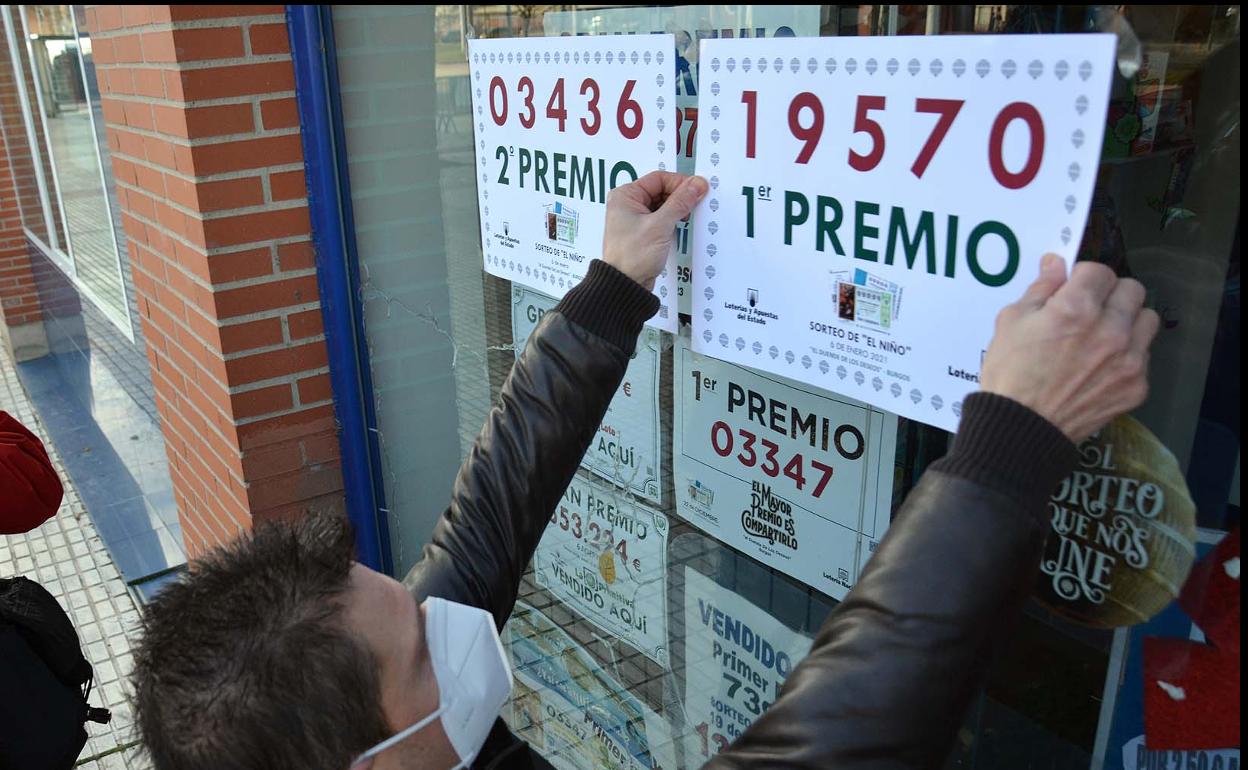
[{"xmin": 2, "ymin": 4, "xmax": 135, "ymax": 341}]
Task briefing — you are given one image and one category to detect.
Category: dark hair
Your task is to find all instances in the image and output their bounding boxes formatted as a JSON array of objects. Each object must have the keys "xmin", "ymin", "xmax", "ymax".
[{"xmin": 132, "ymin": 512, "xmax": 390, "ymax": 769}]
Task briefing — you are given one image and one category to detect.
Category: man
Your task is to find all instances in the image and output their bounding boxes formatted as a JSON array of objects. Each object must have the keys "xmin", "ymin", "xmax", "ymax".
[{"xmin": 131, "ymin": 171, "xmax": 1157, "ymax": 769}]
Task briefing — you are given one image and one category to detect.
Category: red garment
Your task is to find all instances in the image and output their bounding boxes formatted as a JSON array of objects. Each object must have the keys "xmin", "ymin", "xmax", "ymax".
[
  {"xmin": 1143, "ymin": 528, "xmax": 1241, "ymax": 750},
  {"xmin": 0, "ymin": 411, "xmax": 63, "ymax": 534}
]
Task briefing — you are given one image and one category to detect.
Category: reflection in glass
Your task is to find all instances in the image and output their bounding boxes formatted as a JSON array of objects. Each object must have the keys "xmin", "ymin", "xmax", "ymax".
[{"xmin": 23, "ymin": 4, "xmax": 127, "ymax": 324}]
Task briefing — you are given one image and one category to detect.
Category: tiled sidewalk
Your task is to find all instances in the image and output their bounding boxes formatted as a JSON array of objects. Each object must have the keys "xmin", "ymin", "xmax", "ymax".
[{"xmin": 1, "ymin": 345, "xmax": 151, "ymax": 769}]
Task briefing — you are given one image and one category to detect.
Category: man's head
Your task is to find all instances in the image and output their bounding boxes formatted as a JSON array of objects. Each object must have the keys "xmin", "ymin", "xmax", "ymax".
[{"xmin": 133, "ymin": 512, "xmax": 454, "ymax": 769}]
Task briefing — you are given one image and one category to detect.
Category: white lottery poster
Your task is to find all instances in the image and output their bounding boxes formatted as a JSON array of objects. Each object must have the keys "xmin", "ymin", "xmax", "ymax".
[
  {"xmin": 504, "ymin": 603, "xmax": 677, "ymax": 770},
  {"xmin": 512, "ymin": 285, "xmax": 664, "ymax": 504},
  {"xmin": 543, "ymin": 6, "xmax": 820, "ymax": 314},
  {"xmin": 532, "ymin": 475, "xmax": 670, "ymax": 665},
  {"xmin": 469, "ymin": 36, "xmax": 678, "ymax": 330},
  {"xmin": 691, "ymin": 35, "xmax": 1115, "ymax": 430},
  {"xmin": 674, "ymin": 335, "xmax": 897, "ymax": 598},
  {"xmin": 681, "ymin": 567, "xmax": 813, "ymax": 762}
]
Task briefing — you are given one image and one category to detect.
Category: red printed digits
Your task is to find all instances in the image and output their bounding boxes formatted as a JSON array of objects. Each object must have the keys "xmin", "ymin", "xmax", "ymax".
[
  {"xmin": 681, "ymin": 107, "xmax": 699, "ymax": 158},
  {"xmin": 545, "ymin": 77, "xmax": 567, "ymax": 132},
  {"xmin": 742, "ymin": 90, "xmax": 758, "ymax": 158},
  {"xmin": 484, "ymin": 74, "xmax": 644, "ymax": 140},
  {"xmin": 989, "ymin": 101, "xmax": 1044, "ymax": 189},
  {"xmin": 616, "ymin": 79, "xmax": 643, "ymax": 139},
  {"xmin": 788, "ymin": 92, "xmax": 824, "ymax": 164},
  {"xmin": 848, "ymin": 95, "xmax": 886, "ymax": 172},
  {"xmin": 735, "ymin": 88, "xmax": 1043, "ymax": 190},
  {"xmin": 911, "ymin": 98, "xmax": 963, "ymax": 178},
  {"xmin": 489, "ymin": 75, "xmax": 507, "ymax": 126},
  {"xmin": 579, "ymin": 78, "xmax": 601, "ymax": 135},
  {"xmin": 708, "ymin": 421, "xmax": 838, "ymax": 499},
  {"xmin": 517, "ymin": 76, "xmax": 535, "ymax": 129}
]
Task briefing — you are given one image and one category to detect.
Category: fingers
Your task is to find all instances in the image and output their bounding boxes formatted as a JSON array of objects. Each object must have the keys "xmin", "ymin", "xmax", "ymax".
[
  {"xmin": 1016, "ymin": 253, "xmax": 1068, "ymax": 310},
  {"xmin": 1061, "ymin": 261, "xmax": 1118, "ymax": 311},
  {"xmin": 655, "ymin": 175, "xmax": 709, "ymax": 226},
  {"xmin": 1104, "ymin": 277, "xmax": 1146, "ymax": 320},
  {"xmin": 632, "ymin": 170, "xmax": 688, "ymax": 203},
  {"xmin": 1129, "ymin": 307, "xmax": 1161, "ymax": 356}
]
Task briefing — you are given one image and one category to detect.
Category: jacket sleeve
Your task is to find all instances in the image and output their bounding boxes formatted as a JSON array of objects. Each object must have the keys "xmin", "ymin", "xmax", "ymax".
[
  {"xmin": 401, "ymin": 261, "xmax": 659, "ymax": 628},
  {"xmin": 706, "ymin": 393, "xmax": 1078, "ymax": 770}
]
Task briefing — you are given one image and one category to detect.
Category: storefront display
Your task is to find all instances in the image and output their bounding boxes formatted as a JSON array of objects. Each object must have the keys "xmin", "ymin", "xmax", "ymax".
[{"xmin": 331, "ymin": 6, "xmax": 1241, "ymax": 769}]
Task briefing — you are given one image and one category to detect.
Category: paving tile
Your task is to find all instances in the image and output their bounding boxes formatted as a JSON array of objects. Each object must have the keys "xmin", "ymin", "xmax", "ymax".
[{"xmin": 1, "ymin": 344, "xmax": 150, "ymax": 769}]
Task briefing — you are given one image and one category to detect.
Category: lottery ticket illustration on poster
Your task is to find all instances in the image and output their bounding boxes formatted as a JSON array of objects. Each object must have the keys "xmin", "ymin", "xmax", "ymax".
[
  {"xmin": 532, "ymin": 475, "xmax": 670, "ymax": 665},
  {"xmin": 690, "ymin": 35, "xmax": 1115, "ymax": 430},
  {"xmin": 469, "ymin": 35, "xmax": 678, "ymax": 330},
  {"xmin": 543, "ymin": 6, "xmax": 820, "ymax": 314},
  {"xmin": 674, "ymin": 335, "xmax": 897, "ymax": 599},
  {"xmin": 513, "ymin": 285, "xmax": 663, "ymax": 505},
  {"xmin": 503, "ymin": 603, "xmax": 677, "ymax": 770}
]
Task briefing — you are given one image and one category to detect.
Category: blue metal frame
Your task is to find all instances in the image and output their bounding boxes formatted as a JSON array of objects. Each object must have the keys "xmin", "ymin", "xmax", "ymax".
[{"xmin": 287, "ymin": 6, "xmax": 392, "ymax": 574}]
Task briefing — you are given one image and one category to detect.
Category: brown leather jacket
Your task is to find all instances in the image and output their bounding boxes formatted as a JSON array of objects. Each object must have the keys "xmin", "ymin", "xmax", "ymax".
[{"xmin": 403, "ymin": 260, "xmax": 1077, "ymax": 769}]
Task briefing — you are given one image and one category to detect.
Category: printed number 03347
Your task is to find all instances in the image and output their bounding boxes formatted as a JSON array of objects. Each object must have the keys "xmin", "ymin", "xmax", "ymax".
[{"xmin": 741, "ymin": 91, "xmax": 1044, "ymax": 190}]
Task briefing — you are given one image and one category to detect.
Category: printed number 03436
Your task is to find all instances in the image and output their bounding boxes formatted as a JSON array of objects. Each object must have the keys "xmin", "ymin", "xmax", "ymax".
[{"xmin": 489, "ymin": 76, "xmax": 644, "ymax": 139}]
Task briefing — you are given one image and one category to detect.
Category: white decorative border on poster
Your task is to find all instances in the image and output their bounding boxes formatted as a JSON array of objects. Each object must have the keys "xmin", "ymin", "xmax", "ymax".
[
  {"xmin": 681, "ymin": 567, "xmax": 813, "ymax": 763},
  {"xmin": 532, "ymin": 475, "xmax": 670, "ymax": 665},
  {"xmin": 543, "ymin": 6, "xmax": 820, "ymax": 314},
  {"xmin": 504, "ymin": 603, "xmax": 677, "ymax": 770},
  {"xmin": 673, "ymin": 335, "xmax": 897, "ymax": 599},
  {"xmin": 512, "ymin": 285, "xmax": 664, "ymax": 504},
  {"xmin": 469, "ymin": 35, "xmax": 678, "ymax": 331},
  {"xmin": 690, "ymin": 35, "xmax": 1115, "ymax": 431}
]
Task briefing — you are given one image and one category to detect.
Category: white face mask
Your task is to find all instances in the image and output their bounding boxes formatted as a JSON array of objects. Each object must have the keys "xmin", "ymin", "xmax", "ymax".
[{"xmin": 351, "ymin": 597, "xmax": 513, "ymax": 769}]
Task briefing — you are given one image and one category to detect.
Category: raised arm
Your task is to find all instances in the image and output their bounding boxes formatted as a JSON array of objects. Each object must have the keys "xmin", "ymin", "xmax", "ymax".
[
  {"xmin": 403, "ymin": 172, "xmax": 708, "ymax": 628},
  {"xmin": 707, "ymin": 258, "xmax": 1159, "ymax": 769}
]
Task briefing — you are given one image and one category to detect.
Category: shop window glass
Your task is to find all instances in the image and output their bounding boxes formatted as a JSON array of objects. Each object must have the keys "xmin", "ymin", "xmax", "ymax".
[
  {"xmin": 1, "ymin": 5, "xmax": 130, "ymax": 331},
  {"xmin": 1, "ymin": 5, "xmax": 63, "ymax": 248},
  {"xmin": 333, "ymin": 6, "xmax": 1239, "ymax": 768}
]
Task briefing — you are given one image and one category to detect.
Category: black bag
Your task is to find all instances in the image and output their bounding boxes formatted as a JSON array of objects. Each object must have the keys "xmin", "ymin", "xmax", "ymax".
[{"xmin": 0, "ymin": 576, "xmax": 112, "ymax": 770}]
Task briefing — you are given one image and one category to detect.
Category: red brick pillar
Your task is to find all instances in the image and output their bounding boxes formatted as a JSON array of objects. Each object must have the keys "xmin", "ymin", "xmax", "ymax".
[
  {"xmin": 87, "ymin": 5, "xmax": 344, "ymax": 557},
  {"xmin": 0, "ymin": 24, "xmax": 49, "ymax": 361}
]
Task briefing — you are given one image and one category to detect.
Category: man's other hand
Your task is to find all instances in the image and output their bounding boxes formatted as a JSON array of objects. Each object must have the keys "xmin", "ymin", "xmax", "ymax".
[
  {"xmin": 602, "ymin": 171, "xmax": 708, "ymax": 290},
  {"xmin": 981, "ymin": 255, "xmax": 1160, "ymax": 443}
]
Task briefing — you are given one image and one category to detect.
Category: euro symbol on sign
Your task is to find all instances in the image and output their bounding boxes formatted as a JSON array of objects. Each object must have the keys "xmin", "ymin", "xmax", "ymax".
[{"xmin": 623, "ymin": 382, "xmax": 632, "ymax": 397}]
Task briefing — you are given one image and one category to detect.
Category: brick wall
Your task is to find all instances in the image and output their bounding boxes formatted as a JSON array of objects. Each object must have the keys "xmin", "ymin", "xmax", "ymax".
[{"xmin": 86, "ymin": 5, "xmax": 343, "ymax": 557}]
